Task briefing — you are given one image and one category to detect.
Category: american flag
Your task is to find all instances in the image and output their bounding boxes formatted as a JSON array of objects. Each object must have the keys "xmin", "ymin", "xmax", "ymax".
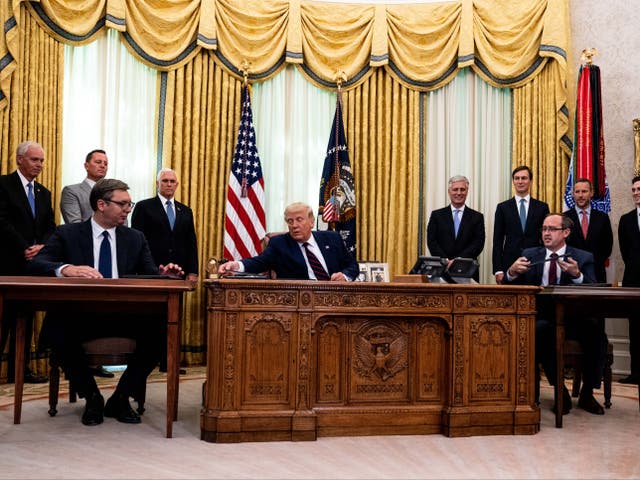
[{"xmin": 223, "ymin": 84, "xmax": 266, "ymax": 260}]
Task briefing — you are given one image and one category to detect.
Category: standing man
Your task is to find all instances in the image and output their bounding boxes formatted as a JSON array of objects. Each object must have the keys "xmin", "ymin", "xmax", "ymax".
[
  {"xmin": 565, "ymin": 178, "xmax": 613, "ymax": 284},
  {"xmin": 60, "ymin": 149, "xmax": 108, "ymax": 224},
  {"xmin": 426, "ymin": 175, "xmax": 485, "ymax": 281},
  {"xmin": 219, "ymin": 202, "xmax": 358, "ymax": 280},
  {"xmin": 618, "ymin": 175, "xmax": 640, "ymax": 385},
  {"xmin": 131, "ymin": 168, "xmax": 198, "ymax": 373},
  {"xmin": 59, "ymin": 148, "xmax": 113, "ymax": 378},
  {"xmin": 492, "ymin": 166, "xmax": 550, "ymax": 284},
  {"xmin": 0, "ymin": 141, "xmax": 56, "ymax": 383},
  {"xmin": 28, "ymin": 179, "xmax": 184, "ymax": 426},
  {"xmin": 507, "ymin": 213, "xmax": 606, "ymax": 415}
]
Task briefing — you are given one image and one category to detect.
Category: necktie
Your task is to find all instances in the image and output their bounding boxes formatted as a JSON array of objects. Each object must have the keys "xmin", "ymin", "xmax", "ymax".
[
  {"xmin": 303, "ymin": 242, "xmax": 330, "ymax": 280},
  {"xmin": 27, "ymin": 182, "xmax": 36, "ymax": 217},
  {"xmin": 581, "ymin": 209, "xmax": 589, "ymax": 239},
  {"xmin": 98, "ymin": 231, "xmax": 112, "ymax": 278},
  {"xmin": 166, "ymin": 200, "xmax": 175, "ymax": 230},
  {"xmin": 453, "ymin": 209, "xmax": 461, "ymax": 238},
  {"xmin": 548, "ymin": 253, "xmax": 558, "ymax": 286},
  {"xmin": 519, "ymin": 198, "xmax": 526, "ymax": 232}
]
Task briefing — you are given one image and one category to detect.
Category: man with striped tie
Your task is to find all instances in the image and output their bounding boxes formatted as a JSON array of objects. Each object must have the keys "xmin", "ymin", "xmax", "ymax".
[{"xmin": 219, "ymin": 202, "xmax": 358, "ymax": 281}]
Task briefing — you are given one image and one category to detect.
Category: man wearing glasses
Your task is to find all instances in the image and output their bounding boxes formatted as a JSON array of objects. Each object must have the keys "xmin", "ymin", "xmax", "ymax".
[
  {"xmin": 506, "ymin": 213, "xmax": 607, "ymax": 416},
  {"xmin": 28, "ymin": 179, "xmax": 183, "ymax": 427}
]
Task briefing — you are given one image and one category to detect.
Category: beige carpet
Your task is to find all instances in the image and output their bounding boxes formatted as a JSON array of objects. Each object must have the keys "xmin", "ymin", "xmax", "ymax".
[{"xmin": 1, "ymin": 369, "xmax": 639, "ymax": 479}]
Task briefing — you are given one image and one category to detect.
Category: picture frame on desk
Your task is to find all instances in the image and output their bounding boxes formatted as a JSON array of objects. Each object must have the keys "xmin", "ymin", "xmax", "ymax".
[
  {"xmin": 367, "ymin": 262, "xmax": 389, "ymax": 282},
  {"xmin": 355, "ymin": 263, "xmax": 369, "ymax": 282}
]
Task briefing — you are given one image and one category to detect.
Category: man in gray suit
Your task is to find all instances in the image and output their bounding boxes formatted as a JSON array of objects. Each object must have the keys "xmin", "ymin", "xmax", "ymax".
[
  {"xmin": 59, "ymin": 149, "xmax": 113, "ymax": 378},
  {"xmin": 60, "ymin": 149, "xmax": 108, "ymax": 223}
]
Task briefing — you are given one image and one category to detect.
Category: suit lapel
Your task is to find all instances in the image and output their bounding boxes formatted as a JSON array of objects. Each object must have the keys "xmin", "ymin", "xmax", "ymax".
[
  {"xmin": 11, "ymin": 172, "xmax": 33, "ymax": 218},
  {"xmin": 79, "ymin": 221, "xmax": 95, "ymax": 266},
  {"xmin": 155, "ymin": 196, "xmax": 173, "ymax": 230},
  {"xmin": 115, "ymin": 227, "xmax": 128, "ymax": 274}
]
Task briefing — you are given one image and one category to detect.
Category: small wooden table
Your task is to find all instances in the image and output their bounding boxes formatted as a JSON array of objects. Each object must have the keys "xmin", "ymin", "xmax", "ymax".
[
  {"xmin": 538, "ymin": 285, "xmax": 640, "ymax": 428},
  {"xmin": 0, "ymin": 276, "xmax": 194, "ymax": 437}
]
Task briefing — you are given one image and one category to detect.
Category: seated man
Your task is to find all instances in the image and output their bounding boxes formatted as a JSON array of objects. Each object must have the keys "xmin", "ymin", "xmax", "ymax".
[
  {"xmin": 219, "ymin": 201, "xmax": 358, "ymax": 281},
  {"xmin": 506, "ymin": 213, "xmax": 607, "ymax": 415},
  {"xmin": 28, "ymin": 179, "xmax": 183, "ymax": 427}
]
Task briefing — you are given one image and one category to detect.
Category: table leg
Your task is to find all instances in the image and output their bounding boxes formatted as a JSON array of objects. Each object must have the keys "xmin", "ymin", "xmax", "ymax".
[
  {"xmin": 165, "ymin": 293, "xmax": 180, "ymax": 438},
  {"xmin": 555, "ymin": 302, "xmax": 565, "ymax": 428},
  {"xmin": 14, "ymin": 313, "xmax": 26, "ymax": 425}
]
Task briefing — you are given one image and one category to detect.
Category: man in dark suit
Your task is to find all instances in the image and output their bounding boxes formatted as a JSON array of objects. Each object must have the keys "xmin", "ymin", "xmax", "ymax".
[
  {"xmin": 28, "ymin": 179, "xmax": 184, "ymax": 426},
  {"xmin": 218, "ymin": 202, "xmax": 358, "ymax": 281},
  {"xmin": 507, "ymin": 213, "xmax": 606, "ymax": 415},
  {"xmin": 131, "ymin": 168, "xmax": 198, "ymax": 373},
  {"xmin": 493, "ymin": 165, "xmax": 550, "ymax": 284},
  {"xmin": 618, "ymin": 175, "xmax": 640, "ymax": 385},
  {"xmin": 0, "ymin": 141, "xmax": 56, "ymax": 384},
  {"xmin": 426, "ymin": 175, "xmax": 485, "ymax": 281}
]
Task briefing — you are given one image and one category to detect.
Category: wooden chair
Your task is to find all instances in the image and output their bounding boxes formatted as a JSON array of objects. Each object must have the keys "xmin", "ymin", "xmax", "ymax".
[
  {"xmin": 564, "ymin": 339, "xmax": 614, "ymax": 408},
  {"xmin": 47, "ymin": 337, "xmax": 145, "ymax": 416}
]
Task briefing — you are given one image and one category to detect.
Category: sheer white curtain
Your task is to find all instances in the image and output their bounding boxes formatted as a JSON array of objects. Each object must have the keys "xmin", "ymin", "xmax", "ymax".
[
  {"xmin": 62, "ymin": 29, "xmax": 157, "ymax": 208},
  {"xmin": 424, "ymin": 68, "xmax": 512, "ymax": 283},
  {"xmin": 251, "ymin": 66, "xmax": 336, "ymax": 232}
]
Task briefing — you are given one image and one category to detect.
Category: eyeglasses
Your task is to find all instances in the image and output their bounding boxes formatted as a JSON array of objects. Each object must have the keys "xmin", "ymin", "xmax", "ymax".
[
  {"xmin": 540, "ymin": 226, "xmax": 565, "ymax": 232},
  {"xmin": 104, "ymin": 199, "xmax": 135, "ymax": 209}
]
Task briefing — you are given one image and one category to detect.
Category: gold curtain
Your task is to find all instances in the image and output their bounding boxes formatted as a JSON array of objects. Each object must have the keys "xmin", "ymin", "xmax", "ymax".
[
  {"xmin": 0, "ymin": 6, "xmax": 63, "ymax": 380},
  {"xmin": 159, "ymin": 52, "xmax": 241, "ymax": 364}
]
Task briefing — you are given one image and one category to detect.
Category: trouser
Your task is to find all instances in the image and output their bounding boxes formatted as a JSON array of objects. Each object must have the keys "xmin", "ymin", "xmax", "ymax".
[
  {"xmin": 0, "ymin": 305, "xmax": 36, "ymax": 381},
  {"xmin": 536, "ymin": 315, "xmax": 607, "ymax": 391},
  {"xmin": 628, "ymin": 314, "xmax": 640, "ymax": 376}
]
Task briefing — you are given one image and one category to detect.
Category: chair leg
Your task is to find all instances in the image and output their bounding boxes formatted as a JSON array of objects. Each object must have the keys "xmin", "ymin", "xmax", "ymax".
[
  {"xmin": 48, "ymin": 365, "xmax": 60, "ymax": 417},
  {"xmin": 604, "ymin": 345, "xmax": 613, "ymax": 409}
]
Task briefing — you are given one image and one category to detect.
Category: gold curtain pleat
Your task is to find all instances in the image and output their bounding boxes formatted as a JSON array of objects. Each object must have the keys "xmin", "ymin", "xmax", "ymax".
[
  {"xmin": 512, "ymin": 60, "xmax": 570, "ymax": 212},
  {"xmin": 160, "ymin": 52, "xmax": 241, "ymax": 364},
  {"xmin": 343, "ymin": 69, "xmax": 421, "ymax": 275},
  {"xmin": 0, "ymin": 6, "xmax": 63, "ymax": 381}
]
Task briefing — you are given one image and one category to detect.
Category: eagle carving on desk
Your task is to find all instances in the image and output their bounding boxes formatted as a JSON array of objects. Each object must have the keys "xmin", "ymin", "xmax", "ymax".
[{"xmin": 354, "ymin": 331, "xmax": 408, "ymax": 382}]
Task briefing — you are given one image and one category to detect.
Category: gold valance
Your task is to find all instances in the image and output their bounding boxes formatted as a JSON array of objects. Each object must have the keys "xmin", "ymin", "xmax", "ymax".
[{"xmin": 1, "ymin": 0, "xmax": 569, "ymax": 107}]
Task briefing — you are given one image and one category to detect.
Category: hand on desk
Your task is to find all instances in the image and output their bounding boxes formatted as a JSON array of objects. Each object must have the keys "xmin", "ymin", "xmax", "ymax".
[
  {"xmin": 60, "ymin": 265, "xmax": 104, "ymax": 278},
  {"xmin": 159, "ymin": 263, "xmax": 184, "ymax": 278},
  {"xmin": 218, "ymin": 261, "xmax": 240, "ymax": 276}
]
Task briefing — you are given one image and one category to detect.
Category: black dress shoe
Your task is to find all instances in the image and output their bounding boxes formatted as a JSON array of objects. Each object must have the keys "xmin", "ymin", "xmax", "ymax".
[
  {"xmin": 90, "ymin": 366, "xmax": 115, "ymax": 378},
  {"xmin": 82, "ymin": 392, "xmax": 104, "ymax": 426},
  {"xmin": 618, "ymin": 374, "xmax": 639, "ymax": 385},
  {"xmin": 578, "ymin": 393, "xmax": 605, "ymax": 415},
  {"xmin": 24, "ymin": 372, "xmax": 48, "ymax": 384},
  {"xmin": 552, "ymin": 387, "xmax": 572, "ymax": 415},
  {"xmin": 104, "ymin": 393, "xmax": 141, "ymax": 424}
]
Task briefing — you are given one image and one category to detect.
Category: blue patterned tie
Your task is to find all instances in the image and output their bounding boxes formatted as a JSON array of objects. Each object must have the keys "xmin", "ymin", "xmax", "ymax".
[
  {"xmin": 166, "ymin": 200, "xmax": 175, "ymax": 230},
  {"xmin": 453, "ymin": 209, "xmax": 461, "ymax": 238},
  {"xmin": 98, "ymin": 231, "xmax": 112, "ymax": 278},
  {"xmin": 27, "ymin": 182, "xmax": 36, "ymax": 217},
  {"xmin": 519, "ymin": 198, "xmax": 527, "ymax": 232}
]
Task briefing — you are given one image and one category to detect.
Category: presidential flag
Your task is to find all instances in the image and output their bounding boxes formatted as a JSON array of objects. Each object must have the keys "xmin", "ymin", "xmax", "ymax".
[
  {"xmin": 223, "ymin": 84, "xmax": 266, "ymax": 260},
  {"xmin": 563, "ymin": 63, "xmax": 611, "ymax": 213},
  {"xmin": 318, "ymin": 94, "xmax": 356, "ymax": 255}
]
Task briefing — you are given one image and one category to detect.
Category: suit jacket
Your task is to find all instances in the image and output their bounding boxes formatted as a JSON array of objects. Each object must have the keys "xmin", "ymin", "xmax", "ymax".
[
  {"xmin": 492, "ymin": 196, "xmax": 549, "ymax": 275},
  {"xmin": 60, "ymin": 179, "xmax": 93, "ymax": 223},
  {"xmin": 131, "ymin": 196, "xmax": 199, "ymax": 276},
  {"xmin": 426, "ymin": 205, "xmax": 485, "ymax": 260},
  {"xmin": 564, "ymin": 208, "xmax": 613, "ymax": 283},
  {"xmin": 507, "ymin": 245, "xmax": 596, "ymax": 287},
  {"xmin": 242, "ymin": 230, "xmax": 359, "ymax": 280},
  {"xmin": 619, "ymin": 208, "xmax": 640, "ymax": 286},
  {"xmin": 0, "ymin": 171, "xmax": 56, "ymax": 275},
  {"xmin": 27, "ymin": 220, "xmax": 158, "ymax": 277}
]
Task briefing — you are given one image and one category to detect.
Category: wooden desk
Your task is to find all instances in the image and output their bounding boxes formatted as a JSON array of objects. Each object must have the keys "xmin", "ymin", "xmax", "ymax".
[
  {"xmin": 202, "ymin": 279, "xmax": 540, "ymax": 442},
  {"xmin": 538, "ymin": 285, "xmax": 640, "ymax": 428},
  {"xmin": 0, "ymin": 276, "xmax": 194, "ymax": 438}
]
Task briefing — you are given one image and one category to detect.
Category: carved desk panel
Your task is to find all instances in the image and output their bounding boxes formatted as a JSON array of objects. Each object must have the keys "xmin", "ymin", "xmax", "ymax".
[{"xmin": 202, "ymin": 280, "xmax": 540, "ymax": 442}]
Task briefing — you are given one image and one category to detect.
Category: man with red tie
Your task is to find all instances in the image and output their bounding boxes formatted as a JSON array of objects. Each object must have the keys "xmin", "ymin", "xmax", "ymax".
[{"xmin": 218, "ymin": 202, "xmax": 358, "ymax": 281}]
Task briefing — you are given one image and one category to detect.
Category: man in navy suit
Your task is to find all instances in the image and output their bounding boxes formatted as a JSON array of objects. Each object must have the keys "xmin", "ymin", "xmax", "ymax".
[
  {"xmin": 618, "ymin": 175, "xmax": 640, "ymax": 385},
  {"xmin": 28, "ymin": 179, "xmax": 184, "ymax": 426},
  {"xmin": 426, "ymin": 175, "xmax": 485, "ymax": 281},
  {"xmin": 0, "ymin": 141, "xmax": 56, "ymax": 384},
  {"xmin": 218, "ymin": 202, "xmax": 358, "ymax": 281},
  {"xmin": 493, "ymin": 166, "xmax": 549, "ymax": 284},
  {"xmin": 507, "ymin": 213, "xmax": 606, "ymax": 415}
]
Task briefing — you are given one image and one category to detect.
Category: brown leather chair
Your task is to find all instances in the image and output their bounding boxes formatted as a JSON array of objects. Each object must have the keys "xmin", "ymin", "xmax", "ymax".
[
  {"xmin": 564, "ymin": 339, "xmax": 614, "ymax": 408},
  {"xmin": 47, "ymin": 337, "xmax": 144, "ymax": 416}
]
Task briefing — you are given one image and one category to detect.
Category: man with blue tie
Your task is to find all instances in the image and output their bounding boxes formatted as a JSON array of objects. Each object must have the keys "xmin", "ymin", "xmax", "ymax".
[
  {"xmin": 492, "ymin": 166, "xmax": 549, "ymax": 284},
  {"xmin": 28, "ymin": 179, "xmax": 184, "ymax": 426},
  {"xmin": 0, "ymin": 141, "xmax": 55, "ymax": 384},
  {"xmin": 218, "ymin": 202, "xmax": 358, "ymax": 281},
  {"xmin": 426, "ymin": 175, "xmax": 485, "ymax": 281}
]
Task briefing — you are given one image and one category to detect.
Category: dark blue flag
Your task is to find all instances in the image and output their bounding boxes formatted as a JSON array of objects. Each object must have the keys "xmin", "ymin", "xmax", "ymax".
[{"xmin": 318, "ymin": 94, "xmax": 356, "ymax": 255}]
